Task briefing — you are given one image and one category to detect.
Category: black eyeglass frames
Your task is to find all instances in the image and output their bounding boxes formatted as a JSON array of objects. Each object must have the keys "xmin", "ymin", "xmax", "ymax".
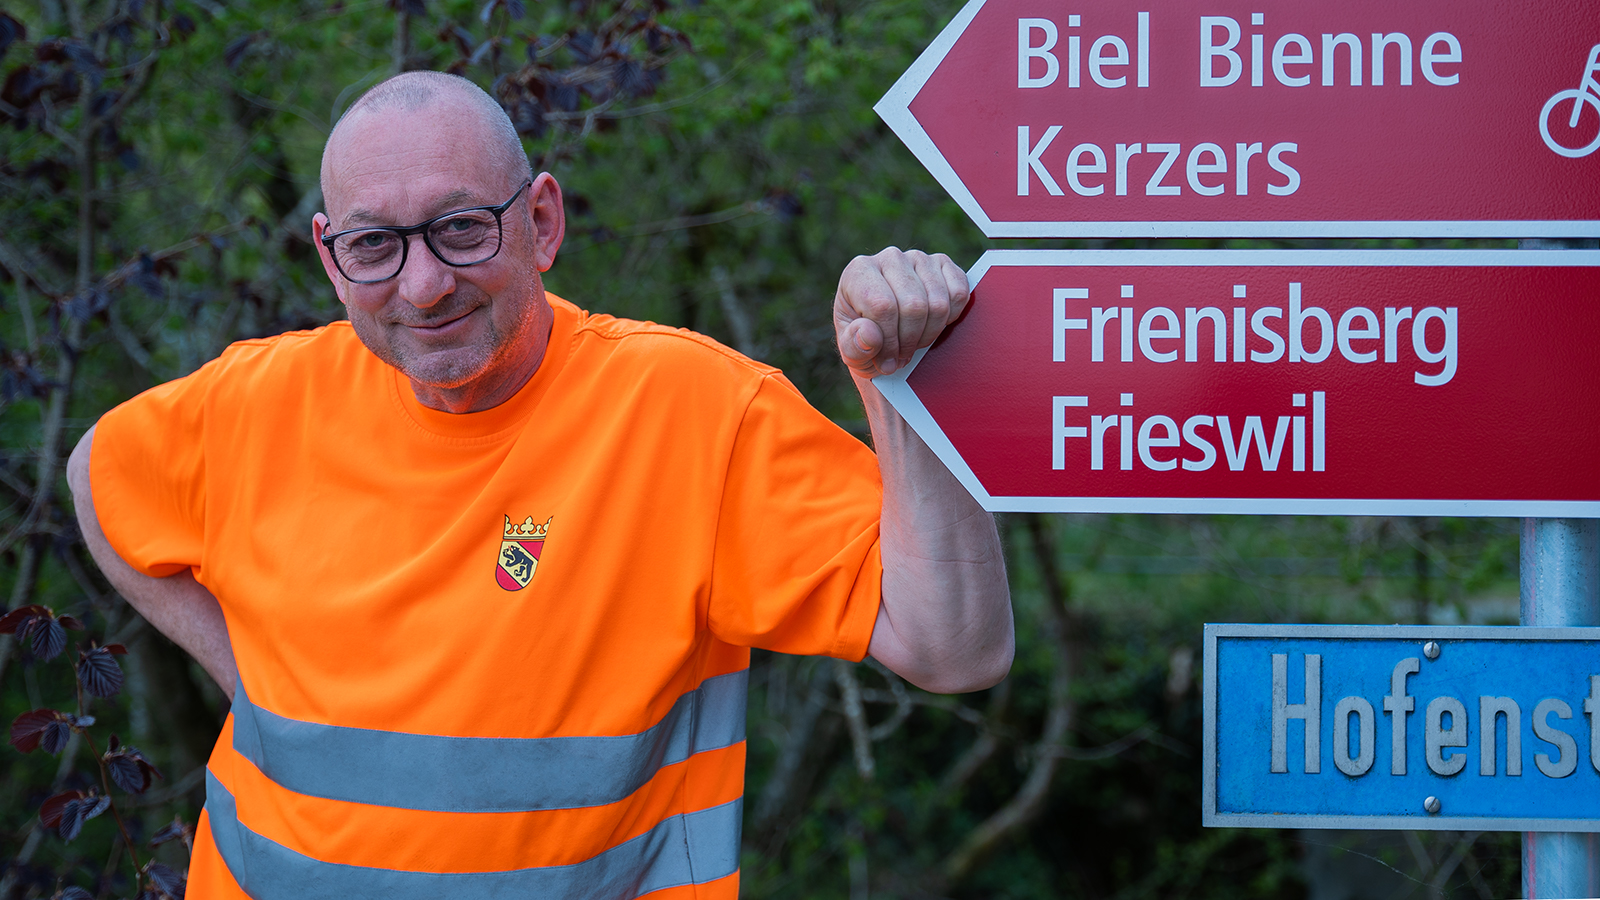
[{"xmin": 320, "ymin": 181, "xmax": 532, "ymax": 284}]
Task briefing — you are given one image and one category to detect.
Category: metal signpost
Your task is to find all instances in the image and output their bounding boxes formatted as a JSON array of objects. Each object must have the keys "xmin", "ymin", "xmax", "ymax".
[{"xmin": 874, "ymin": 0, "xmax": 1600, "ymax": 893}]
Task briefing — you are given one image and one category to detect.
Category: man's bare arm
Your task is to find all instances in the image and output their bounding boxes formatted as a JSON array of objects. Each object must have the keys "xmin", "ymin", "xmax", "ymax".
[
  {"xmin": 835, "ymin": 248, "xmax": 1014, "ymax": 694},
  {"xmin": 67, "ymin": 425, "xmax": 238, "ymax": 701}
]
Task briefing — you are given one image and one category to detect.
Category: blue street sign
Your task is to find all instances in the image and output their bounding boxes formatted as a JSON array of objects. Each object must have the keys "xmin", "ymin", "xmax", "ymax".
[{"xmin": 1204, "ymin": 624, "xmax": 1600, "ymax": 831}]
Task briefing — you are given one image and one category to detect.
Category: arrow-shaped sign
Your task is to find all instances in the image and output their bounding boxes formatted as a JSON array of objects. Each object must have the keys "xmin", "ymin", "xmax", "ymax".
[
  {"xmin": 875, "ymin": 249, "xmax": 1600, "ymax": 516},
  {"xmin": 875, "ymin": 0, "xmax": 1600, "ymax": 238}
]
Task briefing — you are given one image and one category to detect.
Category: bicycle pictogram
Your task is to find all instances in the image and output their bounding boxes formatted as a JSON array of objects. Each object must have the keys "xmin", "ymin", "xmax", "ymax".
[{"xmin": 1540, "ymin": 44, "xmax": 1600, "ymax": 158}]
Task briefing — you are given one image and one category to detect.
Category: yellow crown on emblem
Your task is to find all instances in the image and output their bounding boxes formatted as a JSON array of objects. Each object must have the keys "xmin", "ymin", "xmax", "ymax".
[{"xmin": 504, "ymin": 515, "xmax": 552, "ymax": 540}]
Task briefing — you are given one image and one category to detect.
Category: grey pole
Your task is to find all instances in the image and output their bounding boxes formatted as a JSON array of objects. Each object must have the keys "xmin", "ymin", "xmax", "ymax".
[
  {"xmin": 1517, "ymin": 237, "xmax": 1600, "ymax": 900},
  {"xmin": 1519, "ymin": 518, "xmax": 1600, "ymax": 900}
]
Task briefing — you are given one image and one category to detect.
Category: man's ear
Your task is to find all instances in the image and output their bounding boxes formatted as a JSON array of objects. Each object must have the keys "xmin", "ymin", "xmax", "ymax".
[
  {"xmin": 528, "ymin": 172, "xmax": 565, "ymax": 273},
  {"xmin": 312, "ymin": 213, "xmax": 350, "ymax": 305}
]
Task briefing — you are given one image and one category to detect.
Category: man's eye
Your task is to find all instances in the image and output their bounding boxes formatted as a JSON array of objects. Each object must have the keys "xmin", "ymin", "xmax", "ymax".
[{"xmin": 357, "ymin": 232, "xmax": 394, "ymax": 248}]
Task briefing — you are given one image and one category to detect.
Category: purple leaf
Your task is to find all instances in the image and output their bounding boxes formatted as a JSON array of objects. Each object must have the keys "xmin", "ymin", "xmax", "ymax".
[
  {"xmin": 57, "ymin": 798, "xmax": 85, "ymax": 840},
  {"xmin": 79, "ymin": 646, "xmax": 124, "ymax": 697},
  {"xmin": 27, "ymin": 614, "xmax": 67, "ymax": 661},
  {"xmin": 39, "ymin": 790, "xmax": 82, "ymax": 827},
  {"xmin": 108, "ymin": 753, "xmax": 150, "ymax": 793},
  {"xmin": 145, "ymin": 861, "xmax": 185, "ymax": 899},
  {"xmin": 40, "ymin": 719, "xmax": 71, "ymax": 753},
  {"xmin": 150, "ymin": 816, "xmax": 192, "ymax": 847},
  {"xmin": 11, "ymin": 708, "xmax": 64, "ymax": 753},
  {"xmin": 0, "ymin": 605, "xmax": 48, "ymax": 633}
]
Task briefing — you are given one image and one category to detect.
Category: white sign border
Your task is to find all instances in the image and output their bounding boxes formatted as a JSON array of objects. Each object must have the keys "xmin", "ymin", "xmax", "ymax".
[
  {"xmin": 873, "ymin": 0, "xmax": 1600, "ymax": 239},
  {"xmin": 871, "ymin": 249, "xmax": 1600, "ymax": 518},
  {"xmin": 1202, "ymin": 623, "xmax": 1600, "ymax": 832}
]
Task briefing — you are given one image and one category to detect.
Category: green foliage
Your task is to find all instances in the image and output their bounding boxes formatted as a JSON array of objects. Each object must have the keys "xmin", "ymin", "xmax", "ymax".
[{"xmin": 0, "ymin": 0, "xmax": 1529, "ymax": 896}]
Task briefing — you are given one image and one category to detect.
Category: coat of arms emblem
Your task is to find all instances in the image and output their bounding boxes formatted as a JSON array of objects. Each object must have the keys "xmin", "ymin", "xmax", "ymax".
[{"xmin": 496, "ymin": 515, "xmax": 552, "ymax": 591}]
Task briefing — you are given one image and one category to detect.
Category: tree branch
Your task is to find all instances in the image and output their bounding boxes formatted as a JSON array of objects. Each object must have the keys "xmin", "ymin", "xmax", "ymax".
[
  {"xmin": 833, "ymin": 658, "xmax": 874, "ymax": 781},
  {"xmin": 942, "ymin": 514, "xmax": 1077, "ymax": 885}
]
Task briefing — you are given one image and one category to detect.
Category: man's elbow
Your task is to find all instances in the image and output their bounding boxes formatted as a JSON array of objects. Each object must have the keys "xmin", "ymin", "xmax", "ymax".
[{"xmin": 894, "ymin": 629, "xmax": 1015, "ymax": 695}]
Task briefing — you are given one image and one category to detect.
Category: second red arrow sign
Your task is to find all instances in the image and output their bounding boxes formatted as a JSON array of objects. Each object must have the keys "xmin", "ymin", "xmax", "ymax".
[{"xmin": 876, "ymin": 250, "xmax": 1600, "ymax": 515}]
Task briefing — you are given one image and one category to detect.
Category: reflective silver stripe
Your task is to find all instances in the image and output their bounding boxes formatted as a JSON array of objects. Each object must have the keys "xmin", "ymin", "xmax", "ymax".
[
  {"xmin": 205, "ymin": 770, "xmax": 741, "ymax": 899},
  {"xmin": 231, "ymin": 669, "xmax": 746, "ymax": 812}
]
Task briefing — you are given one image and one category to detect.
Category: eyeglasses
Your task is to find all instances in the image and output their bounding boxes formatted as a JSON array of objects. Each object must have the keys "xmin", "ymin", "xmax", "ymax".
[{"xmin": 320, "ymin": 182, "xmax": 532, "ymax": 285}]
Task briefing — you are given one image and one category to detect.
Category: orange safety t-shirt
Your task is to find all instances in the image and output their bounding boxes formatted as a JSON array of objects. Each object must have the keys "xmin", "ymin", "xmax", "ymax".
[{"xmin": 90, "ymin": 295, "xmax": 885, "ymax": 899}]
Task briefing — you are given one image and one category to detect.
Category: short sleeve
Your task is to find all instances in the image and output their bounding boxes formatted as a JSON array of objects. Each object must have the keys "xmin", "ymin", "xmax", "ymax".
[
  {"xmin": 90, "ymin": 364, "xmax": 215, "ymax": 578},
  {"xmin": 707, "ymin": 373, "xmax": 883, "ymax": 660}
]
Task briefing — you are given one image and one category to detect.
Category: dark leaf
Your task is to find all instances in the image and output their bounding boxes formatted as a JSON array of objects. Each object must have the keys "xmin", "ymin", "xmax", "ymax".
[
  {"xmin": 26, "ymin": 614, "xmax": 67, "ymax": 661},
  {"xmin": 477, "ymin": 0, "xmax": 498, "ymax": 25},
  {"xmin": 58, "ymin": 614, "xmax": 84, "ymax": 630},
  {"xmin": 0, "ymin": 604, "xmax": 48, "ymax": 633},
  {"xmin": 109, "ymin": 733, "xmax": 121, "ymax": 751},
  {"xmin": 440, "ymin": 24, "xmax": 474, "ymax": 56},
  {"xmin": 107, "ymin": 753, "xmax": 150, "ymax": 793},
  {"xmin": 0, "ymin": 13, "xmax": 25, "ymax": 61},
  {"xmin": 504, "ymin": 0, "xmax": 525, "ymax": 20},
  {"xmin": 79, "ymin": 646, "xmax": 125, "ymax": 697},
  {"xmin": 569, "ymin": 32, "xmax": 598, "ymax": 64},
  {"xmin": 223, "ymin": 33, "xmax": 258, "ymax": 69},
  {"xmin": 10, "ymin": 708, "xmax": 64, "ymax": 752},
  {"xmin": 616, "ymin": 59, "xmax": 651, "ymax": 98},
  {"xmin": 91, "ymin": 90, "xmax": 120, "ymax": 117},
  {"xmin": 550, "ymin": 78, "xmax": 579, "ymax": 113},
  {"xmin": 60, "ymin": 40, "xmax": 102, "ymax": 88},
  {"xmin": 510, "ymin": 99, "xmax": 545, "ymax": 137},
  {"xmin": 168, "ymin": 13, "xmax": 196, "ymax": 38},
  {"xmin": 468, "ymin": 37, "xmax": 498, "ymax": 67},
  {"xmin": 132, "ymin": 254, "xmax": 162, "ymax": 296},
  {"xmin": 64, "ymin": 287, "xmax": 110, "ymax": 323},
  {"xmin": 39, "ymin": 790, "xmax": 83, "ymax": 827},
  {"xmin": 40, "ymin": 719, "xmax": 71, "ymax": 753},
  {"xmin": 82, "ymin": 793, "xmax": 111, "ymax": 820},
  {"xmin": 34, "ymin": 38, "xmax": 66, "ymax": 62},
  {"xmin": 107, "ymin": 744, "xmax": 162, "ymax": 793},
  {"xmin": 57, "ymin": 798, "xmax": 85, "ymax": 840},
  {"xmin": 150, "ymin": 816, "xmax": 193, "ymax": 847},
  {"xmin": 105, "ymin": 643, "xmax": 128, "ymax": 655},
  {"xmin": 145, "ymin": 862, "xmax": 185, "ymax": 899},
  {"xmin": 59, "ymin": 887, "xmax": 94, "ymax": 900}
]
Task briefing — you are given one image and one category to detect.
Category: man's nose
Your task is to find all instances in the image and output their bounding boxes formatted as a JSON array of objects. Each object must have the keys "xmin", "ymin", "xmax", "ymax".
[{"xmin": 395, "ymin": 235, "xmax": 454, "ymax": 309}]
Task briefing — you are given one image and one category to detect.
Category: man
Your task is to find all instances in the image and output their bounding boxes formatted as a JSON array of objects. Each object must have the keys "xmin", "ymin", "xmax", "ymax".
[{"xmin": 65, "ymin": 71, "xmax": 1010, "ymax": 898}]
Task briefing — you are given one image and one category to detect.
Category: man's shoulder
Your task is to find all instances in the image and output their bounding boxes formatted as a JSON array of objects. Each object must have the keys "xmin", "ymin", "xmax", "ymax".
[
  {"xmin": 562, "ymin": 298, "xmax": 777, "ymax": 383},
  {"xmin": 204, "ymin": 321, "xmax": 372, "ymax": 384}
]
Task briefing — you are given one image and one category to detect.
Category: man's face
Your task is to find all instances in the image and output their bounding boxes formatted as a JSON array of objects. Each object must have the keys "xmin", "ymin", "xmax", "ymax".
[{"xmin": 314, "ymin": 101, "xmax": 563, "ymax": 411}]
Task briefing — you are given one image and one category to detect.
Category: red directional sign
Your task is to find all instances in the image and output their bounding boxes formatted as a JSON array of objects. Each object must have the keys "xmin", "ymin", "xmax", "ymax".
[
  {"xmin": 876, "ymin": 0, "xmax": 1600, "ymax": 238},
  {"xmin": 875, "ymin": 250, "xmax": 1600, "ymax": 515}
]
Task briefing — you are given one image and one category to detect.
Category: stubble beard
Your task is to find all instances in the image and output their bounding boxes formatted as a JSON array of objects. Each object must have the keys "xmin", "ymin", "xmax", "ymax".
[{"xmin": 352, "ymin": 277, "xmax": 544, "ymax": 393}]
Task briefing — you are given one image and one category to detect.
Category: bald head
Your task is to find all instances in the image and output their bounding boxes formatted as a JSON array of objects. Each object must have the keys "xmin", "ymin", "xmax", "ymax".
[{"xmin": 321, "ymin": 72, "xmax": 533, "ymax": 217}]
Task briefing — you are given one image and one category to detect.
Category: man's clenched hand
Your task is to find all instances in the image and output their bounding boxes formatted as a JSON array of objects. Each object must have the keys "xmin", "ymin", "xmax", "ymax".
[{"xmin": 834, "ymin": 248, "xmax": 970, "ymax": 378}]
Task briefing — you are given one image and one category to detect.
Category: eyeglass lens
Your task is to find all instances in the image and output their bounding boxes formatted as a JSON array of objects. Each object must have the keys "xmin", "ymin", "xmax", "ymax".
[{"xmin": 333, "ymin": 209, "xmax": 503, "ymax": 283}]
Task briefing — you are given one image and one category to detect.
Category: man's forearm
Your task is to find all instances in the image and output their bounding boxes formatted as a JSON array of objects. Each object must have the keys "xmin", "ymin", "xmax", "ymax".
[
  {"xmin": 67, "ymin": 427, "xmax": 238, "ymax": 700},
  {"xmin": 860, "ymin": 375, "xmax": 1013, "ymax": 694}
]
